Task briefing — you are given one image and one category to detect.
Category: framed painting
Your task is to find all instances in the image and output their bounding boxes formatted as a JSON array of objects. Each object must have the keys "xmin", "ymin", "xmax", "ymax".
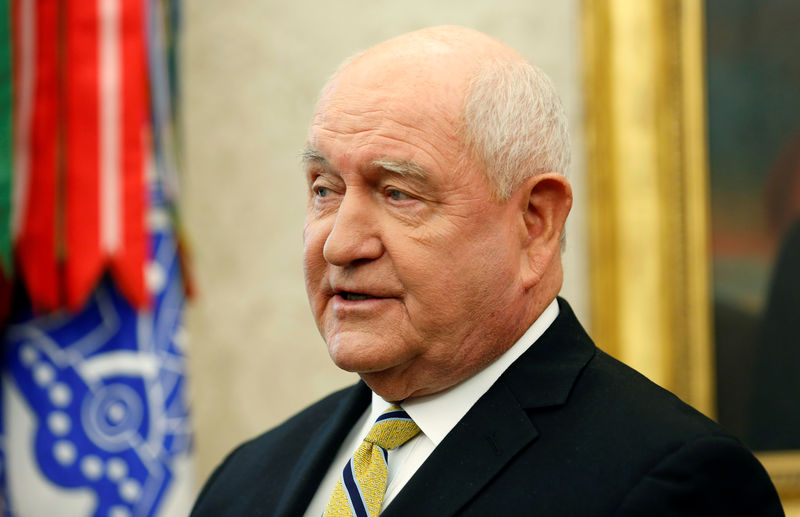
[{"xmin": 583, "ymin": 0, "xmax": 800, "ymax": 511}]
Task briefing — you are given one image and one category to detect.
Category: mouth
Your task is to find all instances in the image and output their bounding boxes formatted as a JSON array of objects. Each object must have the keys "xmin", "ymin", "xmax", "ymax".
[{"xmin": 337, "ymin": 291, "xmax": 378, "ymax": 301}]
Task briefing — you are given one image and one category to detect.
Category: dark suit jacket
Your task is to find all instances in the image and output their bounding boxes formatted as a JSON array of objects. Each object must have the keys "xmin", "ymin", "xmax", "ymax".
[{"xmin": 192, "ymin": 299, "xmax": 783, "ymax": 516}]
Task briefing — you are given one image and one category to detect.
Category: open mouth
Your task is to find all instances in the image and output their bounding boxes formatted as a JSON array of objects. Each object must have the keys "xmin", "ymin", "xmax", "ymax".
[{"xmin": 339, "ymin": 291, "xmax": 377, "ymax": 301}]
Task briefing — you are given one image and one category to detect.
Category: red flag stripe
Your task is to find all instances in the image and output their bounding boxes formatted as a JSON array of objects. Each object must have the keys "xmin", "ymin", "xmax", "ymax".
[
  {"xmin": 14, "ymin": 0, "xmax": 61, "ymax": 311},
  {"xmin": 64, "ymin": 0, "xmax": 103, "ymax": 311},
  {"xmin": 110, "ymin": 0, "xmax": 147, "ymax": 308}
]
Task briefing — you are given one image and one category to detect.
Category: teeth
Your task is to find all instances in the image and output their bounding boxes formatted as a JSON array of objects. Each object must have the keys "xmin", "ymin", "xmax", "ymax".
[{"xmin": 342, "ymin": 292, "xmax": 373, "ymax": 301}]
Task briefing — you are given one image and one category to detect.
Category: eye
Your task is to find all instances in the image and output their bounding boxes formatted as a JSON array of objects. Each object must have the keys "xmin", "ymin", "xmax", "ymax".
[
  {"xmin": 387, "ymin": 188, "xmax": 412, "ymax": 201},
  {"xmin": 315, "ymin": 186, "xmax": 332, "ymax": 198}
]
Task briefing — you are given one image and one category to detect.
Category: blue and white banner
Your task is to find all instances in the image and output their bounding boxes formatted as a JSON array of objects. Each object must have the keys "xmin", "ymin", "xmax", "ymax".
[{"xmin": 0, "ymin": 197, "xmax": 193, "ymax": 516}]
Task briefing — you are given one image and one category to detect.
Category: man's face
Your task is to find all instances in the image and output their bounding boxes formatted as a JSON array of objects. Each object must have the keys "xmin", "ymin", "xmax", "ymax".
[{"xmin": 302, "ymin": 62, "xmax": 529, "ymax": 401}]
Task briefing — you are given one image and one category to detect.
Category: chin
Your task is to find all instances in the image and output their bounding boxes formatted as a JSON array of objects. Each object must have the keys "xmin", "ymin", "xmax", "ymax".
[
  {"xmin": 326, "ymin": 330, "xmax": 412, "ymax": 372},
  {"xmin": 327, "ymin": 347, "xmax": 416, "ymax": 401},
  {"xmin": 328, "ymin": 350, "xmax": 402, "ymax": 378},
  {"xmin": 358, "ymin": 370, "xmax": 413, "ymax": 403}
]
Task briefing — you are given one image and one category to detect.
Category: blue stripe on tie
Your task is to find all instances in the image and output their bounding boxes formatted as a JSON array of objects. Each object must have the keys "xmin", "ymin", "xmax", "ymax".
[
  {"xmin": 342, "ymin": 459, "xmax": 369, "ymax": 517},
  {"xmin": 375, "ymin": 410, "xmax": 411, "ymax": 423},
  {"xmin": 381, "ymin": 446, "xmax": 389, "ymax": 464}
]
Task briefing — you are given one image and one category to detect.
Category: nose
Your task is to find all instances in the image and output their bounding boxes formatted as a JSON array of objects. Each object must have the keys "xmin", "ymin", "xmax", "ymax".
[{"xmin": 322, "ymin": 192, "xmax": 383, "ymax": 266}]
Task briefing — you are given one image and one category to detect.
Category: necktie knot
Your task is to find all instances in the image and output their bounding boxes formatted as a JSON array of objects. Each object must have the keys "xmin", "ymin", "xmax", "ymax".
[
  {"xmin": 364, "ymin": 405, "xmax": 420, "ymax": 450},
  {"xmin": 323, "ymin": 405, "xmax": 419, "ymax": 516}
]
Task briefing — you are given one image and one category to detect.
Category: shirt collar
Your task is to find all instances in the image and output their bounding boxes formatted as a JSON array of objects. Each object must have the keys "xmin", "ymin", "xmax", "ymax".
[{"xmin": 370, "ymin": 298, "xmax": 560, "ymax": 446}]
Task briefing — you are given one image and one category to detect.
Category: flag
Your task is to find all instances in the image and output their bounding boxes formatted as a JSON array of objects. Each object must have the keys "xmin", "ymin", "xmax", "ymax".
[
  {"xmin": 1, "ymin": 179, "xmax": 193, "ymax": 516},
  {"xmin": 0, "ymin": 0, "xmax": 193, "ymax": 515}
]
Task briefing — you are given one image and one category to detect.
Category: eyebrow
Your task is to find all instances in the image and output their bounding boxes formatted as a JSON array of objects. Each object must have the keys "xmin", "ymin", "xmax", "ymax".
[
  {"xmin": 300, "ymin": 146, "xmax": 327, "ymax": 168},
  {"xmin": 371, "ymin": 158, "xmax": 429, "ymax": 181},
  {"xmin": 300, "ymin": 146, "xmax": 430, "ymax": 181}
]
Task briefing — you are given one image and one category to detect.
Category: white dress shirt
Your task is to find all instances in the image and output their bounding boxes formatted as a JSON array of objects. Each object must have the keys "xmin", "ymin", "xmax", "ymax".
[{"xmin": 304, "ymin": 299, "xmax": 559, "ymax": 516}]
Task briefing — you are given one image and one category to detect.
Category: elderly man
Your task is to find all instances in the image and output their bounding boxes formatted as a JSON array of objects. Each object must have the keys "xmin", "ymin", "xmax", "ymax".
[{"xmin": 192, "ymin": 26, "xmax": 782, "ymax": 516}]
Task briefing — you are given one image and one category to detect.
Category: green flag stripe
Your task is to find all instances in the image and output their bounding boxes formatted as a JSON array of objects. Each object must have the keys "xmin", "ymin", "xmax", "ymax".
[{"xmin": 0, "ymin": 0, "xmax": 13, "ymax": 277}]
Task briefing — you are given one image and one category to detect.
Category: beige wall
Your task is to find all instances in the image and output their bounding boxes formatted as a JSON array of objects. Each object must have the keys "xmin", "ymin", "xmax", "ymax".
[{"xmin": 184, "ymin": 0, "xmax": 586, "ymax": 486}]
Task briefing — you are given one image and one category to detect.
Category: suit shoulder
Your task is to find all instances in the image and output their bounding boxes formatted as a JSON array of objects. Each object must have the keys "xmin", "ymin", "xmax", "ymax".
[
  {"xmin": 510, "ymin": 347, "xmax": 782, "ymax": 515},
  {"xmin": 541, "ymin": 300, "xmax": 727, "ymax": 442},
  {"xmin": 579, "ymin": 348, "xmax": 723, "ymax": 439},
  {"xmin": 614, "ymin": 434, "xmax": 783, "ymax": 516},
  {"xmin": 583, "ymin": 350, "xmax": 782, "ymax": 506}
]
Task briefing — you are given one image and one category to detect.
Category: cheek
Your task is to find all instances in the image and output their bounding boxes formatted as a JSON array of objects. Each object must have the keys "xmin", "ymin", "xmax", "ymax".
[
  {"xmin": 418, "ymin": 223, "xmax": 517, "ymax": 310},
  {"xmin": 398, "ymin": 246, "xmax": 487, "ymax": 326},
  {"xmin": 302, "ymin": 220, "xmax": 328, "ymax": 268},
  {"xmin": 302, "ymin": 223, "xmax": 330, "ymax": 310}
]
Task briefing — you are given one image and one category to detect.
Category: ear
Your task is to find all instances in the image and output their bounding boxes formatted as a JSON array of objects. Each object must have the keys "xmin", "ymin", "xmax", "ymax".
[{"xmin": 514, "ymin": 172, "xmax": 573, "ymax": 289}]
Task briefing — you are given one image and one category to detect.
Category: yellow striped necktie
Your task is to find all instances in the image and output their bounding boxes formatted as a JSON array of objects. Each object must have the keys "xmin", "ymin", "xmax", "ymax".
[{"xmin": 323, "ymin": 405, "xmax": 420, "ymax": 517}]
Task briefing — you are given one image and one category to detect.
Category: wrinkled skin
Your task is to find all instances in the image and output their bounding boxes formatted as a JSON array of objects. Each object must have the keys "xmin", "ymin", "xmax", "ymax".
[{"xmin": 302, "ymin": 26, "xmax": 571, "ymax": 401}]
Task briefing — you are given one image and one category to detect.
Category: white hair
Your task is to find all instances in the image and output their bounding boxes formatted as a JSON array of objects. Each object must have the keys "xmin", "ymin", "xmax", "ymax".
[
  {"xmin": 462, "ymin": 58, "xmax": 571, "ymax": 200},
  {"xmin": 312, "ymin": 51, "xmax": 571, "ymax": 203}
]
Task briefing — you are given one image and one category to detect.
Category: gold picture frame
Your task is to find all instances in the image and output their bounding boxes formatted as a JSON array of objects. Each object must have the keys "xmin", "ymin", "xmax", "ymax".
[{"xmin": 582, "ymin": 0, "xmax": 800, "ymax": 510}]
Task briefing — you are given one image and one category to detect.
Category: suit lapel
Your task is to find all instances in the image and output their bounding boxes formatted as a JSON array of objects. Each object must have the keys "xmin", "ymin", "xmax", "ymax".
[
  {"xmin": 274, "ymin": 381, "xmax": 371, "ymax": 517},
  {"xmin": 384, "ymin": 298, "xmax": 596, "ymax": 516},
  {"xmin": 383, "ymin": 380, "xmax": 538, "ymax": 517},
  {"xmin": 501, "ymin": 299, "xmax": 596, "ymax": 410}
]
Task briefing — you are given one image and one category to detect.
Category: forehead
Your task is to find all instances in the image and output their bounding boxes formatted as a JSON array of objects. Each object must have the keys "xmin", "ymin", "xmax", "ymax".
[{"xmin": 307, "ymin": 57, "xmax": 469, "ymax": 174}]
